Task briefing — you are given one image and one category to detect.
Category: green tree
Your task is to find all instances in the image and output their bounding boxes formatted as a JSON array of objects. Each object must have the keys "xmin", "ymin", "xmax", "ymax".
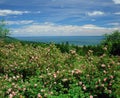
[
  {"xmin": 0, "ymin": 20, "xmax": 10, "ymax": 37},
  {"xmin": 103, "ymin": 30, "xmax": 120, "ymax": 43},
  {"xmin": 102, "ymin": 30, "xmax": 120, "ymax": 55}
]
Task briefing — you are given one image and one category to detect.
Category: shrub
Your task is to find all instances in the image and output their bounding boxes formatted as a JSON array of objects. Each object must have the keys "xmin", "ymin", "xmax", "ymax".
[
  {"xmin": 0, "ymin": 39, "xmax": 120, "ymax": 98},
  {"xmin": 101, "ymin": 30, "xmax": 120, "ymax": 56}
]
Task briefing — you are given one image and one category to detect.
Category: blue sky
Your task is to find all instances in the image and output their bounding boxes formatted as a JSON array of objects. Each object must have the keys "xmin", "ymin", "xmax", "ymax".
[{"xmin": 0, "ymin": 0, "xmax": 120, "ymax": 36}]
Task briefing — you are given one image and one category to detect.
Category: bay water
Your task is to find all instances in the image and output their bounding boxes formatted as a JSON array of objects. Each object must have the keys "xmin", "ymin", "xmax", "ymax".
[{"xmin": 15, "ymin": 36, "xmax": 104, "ymax": 46}]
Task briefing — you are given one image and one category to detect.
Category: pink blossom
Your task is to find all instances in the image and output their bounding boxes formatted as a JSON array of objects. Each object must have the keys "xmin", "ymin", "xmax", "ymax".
[
  {"xmin": 83, "ymin": 86, "xmax": 86, "ymax": 90},
  {"xmin": 101, "ymin": 64, "xmax": 106, "ymax": 68},
  {"xmin": 70, "ymin": 50, "xmax": 76, "ymax": 54},
  {"xmin": 23, "ymin": 88, "xmax": 26, "ymax": 91},
  {"xmin": 78, "ymin": 81, "xmax": 82, "ymax": 85},
  {"xmin": 53, "ymin": 73, "xmax": 57, "ymax": 78},
  {"xmin": 12, "ymin": 91, "xmax": 16, "ymax": 96},
  {"xmin": 103, "ymin": 70, "xmax": 107, "ymax": 74},
  {"xmin": 103, "ymin": 47, "xmax": 107, "ymax": 51},
  {"xmin": 110, "ymin": 75, "xmax": 114, "ymax": 79},
  {"xmin": 101, "ymin": 84, "xmax": 104, "ymax": 87},
  {"xmin": 109, "ymin": 83, "xmax": 112, "ymax": 86},
  {"xmin": 90, "ymin": 95, "xmax": 93, "ymax": 98},
  {"xmin": 108, "ymin": 90, "xmax": 112, "ymax": 94},
  {"xmin": 9, "ymin": 94, "xmax": 13, "ymax": 98},
  {"xmin": 62, "ymin": 78, "xmax": 68, "ymax": 82},
  {"xmin": 104, "ymin": 78, "xmax": 107, "ymax": 82},
  {"xmin": 37, "ymin": 93, "xmax": 42, "ymax": 98},
  {"xmin": 74, "ymin": 69, "xmax": 82, "ymax": 74},
  {"xmin": 8, "ymin": 88, "xmax": 12, "ymax": 93}
]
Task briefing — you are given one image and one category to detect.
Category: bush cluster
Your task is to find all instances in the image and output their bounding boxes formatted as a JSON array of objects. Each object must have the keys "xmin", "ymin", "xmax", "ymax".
[{"xmin": 0, "ymin": 40, "xmax": 120, "ymax": 98}]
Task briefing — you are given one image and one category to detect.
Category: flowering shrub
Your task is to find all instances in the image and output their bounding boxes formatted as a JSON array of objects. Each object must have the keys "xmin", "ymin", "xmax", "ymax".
[{"xmin": 0, "ymin": 40, "xmax": 120, "ymax": 98}]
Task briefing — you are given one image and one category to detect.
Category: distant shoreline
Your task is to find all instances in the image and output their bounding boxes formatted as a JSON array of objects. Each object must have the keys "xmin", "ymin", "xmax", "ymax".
[{"xmin": 13, "ymin": 36, "xmax": 104, "ymax": 46}]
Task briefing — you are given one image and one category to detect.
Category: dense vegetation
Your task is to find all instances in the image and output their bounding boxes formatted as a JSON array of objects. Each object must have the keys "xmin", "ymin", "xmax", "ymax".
[
  {"xmin": 0, "ymin": 20, "xmax": 120, "ymax": 97},
  {"xmin": 0, "ymin": 31, "xmax": 120, "ymax": 98}
]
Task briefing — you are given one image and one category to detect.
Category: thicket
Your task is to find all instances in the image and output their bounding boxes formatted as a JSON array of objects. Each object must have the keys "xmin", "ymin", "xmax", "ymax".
[{"xmin": 0, "ymin": 37, "xmax": 120, "ymax": 98}]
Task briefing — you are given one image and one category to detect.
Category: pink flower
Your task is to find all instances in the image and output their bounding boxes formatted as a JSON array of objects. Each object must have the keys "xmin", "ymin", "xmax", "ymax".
[
  {"xmin": 83, "ymin": 86, "xmax": 86, "ymax": 90},
  {"xmin": 12, "ymin": 91, "xmax": 16, "ymax": 96},
  {"xmin": 108, "ymin": 65, "xmax": 111, "ymax": 68},
  {"xmin": 78, "ymin": 81, "xmax": 82, "ymax": 85},
  {"xmin": 110, "ymin": 75, "xmax": 114, "ymax": 79},
  {"xmin": 109, "ymin": 83, "xmax": 112, "ymax": 86},
  {"xmin": 104, "ymin": 78, "xmax": 107, "ymax": 82},
  {"xmin": 53, "ymin": 73, "xmax": 57, "ymax": 78},
  {"xmin": 101, "ymin": 64, "xmax": 106, "ymax": 68},
  {"xmin": 37, "ymin": 93, "xmax": 42, "ymax": 98},
  {"xmin": 70, "ymin": 50, "xmax": 76, "ymax": 54},
  {"xmin": 9, "ymin": 94, "xmax": 13, "ymax": 98},
  {"xmin": 74, "ymin": 69, "xmax": 82, "ymax": 74},
  {"xmin": 23, "ymin": 88, "xmax": 26, "ymax": 91},
  {"xmin": 8, "ymin": 88, "xmax": 12, "ymax": 93},
  {"xmin": 101, "ymin": 84, "xmax": 104, "ymax": 87},
  {"xmin": 62, "ymin": 78, "xmax": 68, "ymax": 82},
  {"xmin": 90, "ymin": 95, "xmax": 93, "ymax": 98},
  {"xmin": 108, "ymin": 90, "xmax": 112, "ymax": 94},
  {"xmin": 103, "ymin": 70, "xmax": 107, "ymax": 74},
  {"xmin": 103, "ymin": 47, "xmax": 107, "ymax": 51},
  {"xmin": 111, "ymin": 61, "xmax": 115, "ymax": 64},
  {"xmin": 41, "ymin": 89, "xmax": 45, "ymax": 92}
]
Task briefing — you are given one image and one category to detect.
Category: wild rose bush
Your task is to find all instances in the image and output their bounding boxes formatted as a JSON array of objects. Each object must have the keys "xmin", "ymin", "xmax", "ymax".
[{"xmin": 0, "ymin": 40, "xmax": 120, "ymax": 98}]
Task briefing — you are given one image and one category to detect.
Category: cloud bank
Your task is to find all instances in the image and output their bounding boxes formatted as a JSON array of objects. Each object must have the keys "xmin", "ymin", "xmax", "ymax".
[{"xmin": 11, "ymin": 23, "xmax": 119, "ymax": 36}]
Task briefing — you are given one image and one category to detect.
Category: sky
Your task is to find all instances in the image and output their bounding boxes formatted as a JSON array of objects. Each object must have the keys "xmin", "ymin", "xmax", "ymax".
[{"xmin": 0, "ymin": 0, "xmax": 120, "ymax": 36}]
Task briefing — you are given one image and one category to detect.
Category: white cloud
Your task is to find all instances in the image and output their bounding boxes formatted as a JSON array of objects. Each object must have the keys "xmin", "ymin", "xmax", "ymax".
[
  {"xmin": 112, "ymin": 0, "xmax": 120, "ymax": 4},
  {"xmin": 0, "ymin": 9, "xmax": 30, "ymax": 16},
  {"xmin": 6, "ymin": 20, "xmax": 34, "ymax": 25},
  {"xmin": 87, "ymin": 11, "xmax": 105, "ymax": 16},
  {"xmin": 107, "ymin": 22, "xmax": 120, "ymax": 26},
  {"xmin": 11, "ymin": 23, "xmax": 119, "ymax": 36},
  {"xmin": 114, "ymin": 12, "xmax": 120, "ymax": 15}
]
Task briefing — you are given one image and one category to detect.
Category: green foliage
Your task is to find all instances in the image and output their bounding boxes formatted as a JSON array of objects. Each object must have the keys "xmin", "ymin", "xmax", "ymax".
[
  {"xmin": 102, "ymin": 30, "xmax": 120, "ymax": 56},
  {"xmin": 0, "ymin": 20, "xmax": 10, "ymax": 37},
  {"xmin": 103, "ymin": 30, "xmax": 120, "ymax": 43},
  {"xmin": 0, "ymin": 40, "xmax": 120, "ymax": 98}
]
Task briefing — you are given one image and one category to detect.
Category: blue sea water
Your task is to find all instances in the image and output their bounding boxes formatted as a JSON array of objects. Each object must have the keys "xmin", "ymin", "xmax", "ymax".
[{"xmin": 15, "ymin": 36, "xmax": 104, "ymax": 46}]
